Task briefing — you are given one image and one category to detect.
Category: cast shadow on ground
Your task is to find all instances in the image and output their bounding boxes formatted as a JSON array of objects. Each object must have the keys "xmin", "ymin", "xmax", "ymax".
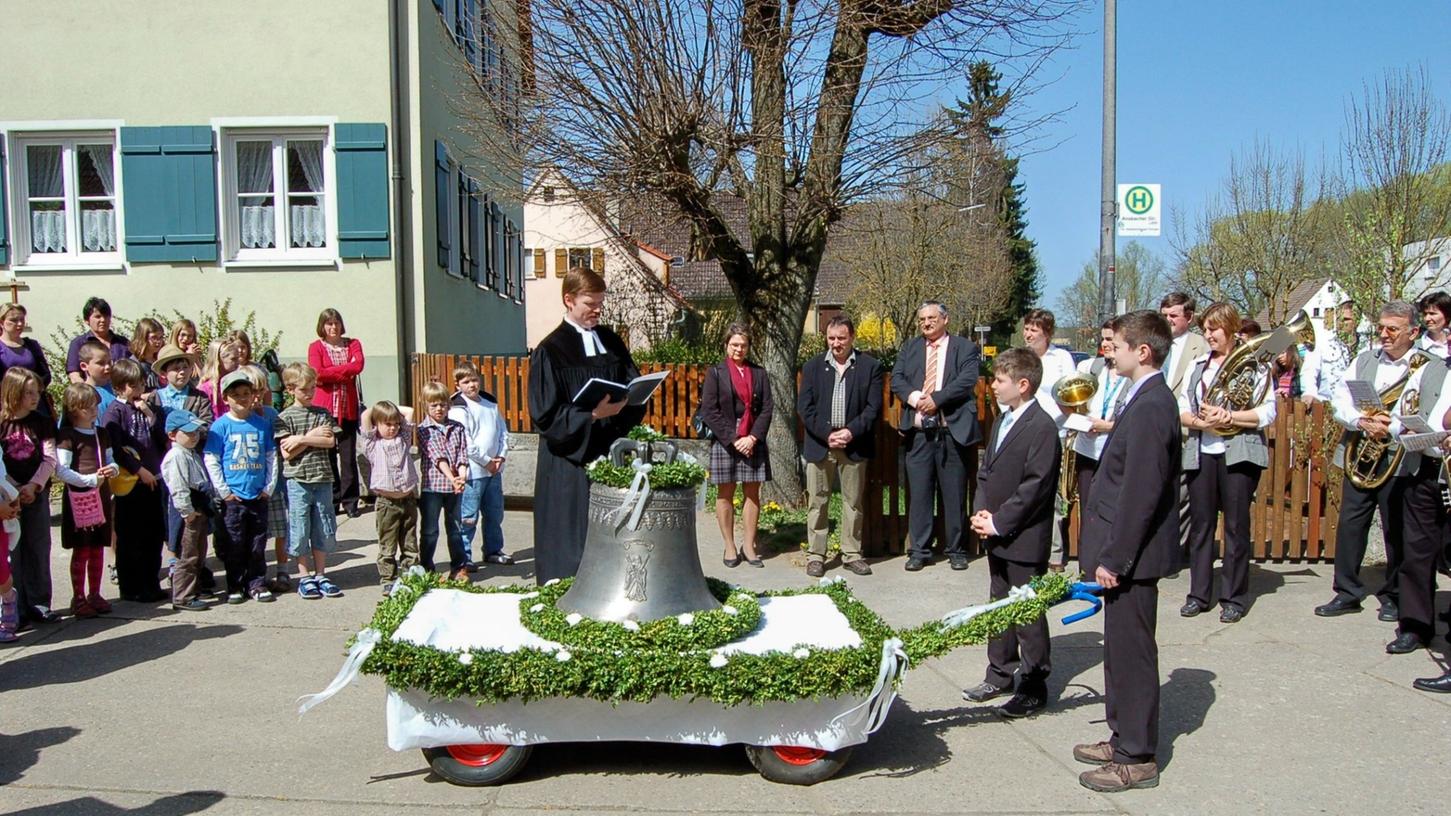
[
  {"xmin": 0, "ymin": 726, "xmax": 81, "ymax": 785},
  {"xmin": 8, "ymin": 791, "xmax": 225, "ymax": 816},
  {"xmin": 0, "ymin": 624, "xmax": 239, "ymax": 693}
]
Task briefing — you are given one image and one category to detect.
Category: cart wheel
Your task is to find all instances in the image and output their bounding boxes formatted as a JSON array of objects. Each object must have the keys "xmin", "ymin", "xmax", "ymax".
[
  {"xmin": 422, "ymin": 743, "xmax": 532, "ymax": 786},
  {"xmin": 744, "ymin": 744, "xmax": 853, "ymax": 785}
]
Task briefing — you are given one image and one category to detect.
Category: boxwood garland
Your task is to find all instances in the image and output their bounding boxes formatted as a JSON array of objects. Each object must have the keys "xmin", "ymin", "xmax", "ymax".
[
  {"xmin": 586, "ymin": 425, "xmax": 708, "ymax": 490},
  {"xmin": 355, "ymin": 570, "xmax": 1073, "ymax": 707}
]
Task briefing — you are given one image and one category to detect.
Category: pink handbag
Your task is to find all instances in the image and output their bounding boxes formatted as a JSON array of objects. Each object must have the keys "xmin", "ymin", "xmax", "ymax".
[{"xmin": 68, "ymin": 487, "xmax": 106, "ymax": 530}]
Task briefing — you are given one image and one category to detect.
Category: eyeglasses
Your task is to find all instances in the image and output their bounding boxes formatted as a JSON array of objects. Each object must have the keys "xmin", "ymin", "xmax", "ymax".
[{"xmin": 1376, "ymin": 324, "xmax": 1407, "ymax": 336}]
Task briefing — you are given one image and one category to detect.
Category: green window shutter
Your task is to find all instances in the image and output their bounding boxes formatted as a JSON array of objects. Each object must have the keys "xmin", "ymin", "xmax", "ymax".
[
  {"xmin": 120, "ymin": 126, "xmax": 218, "ymax": 263},
  {"xmin": 0, "ymin": 142, "xmax": 8, "ymax": 265},
  {"xmin": 468, "ymin": 180, "xmax": 482, "ymax": 284},
  {"xmin": 434, "ymin": 141, "xmax": 451, "ymax": 270},
  {"xmin": 490, "ymin": 201, "xmax": 504, "ymax": 288},
  {"xmin": 334, "ymin": 123, "xmax": 391, "ymax": 259}
]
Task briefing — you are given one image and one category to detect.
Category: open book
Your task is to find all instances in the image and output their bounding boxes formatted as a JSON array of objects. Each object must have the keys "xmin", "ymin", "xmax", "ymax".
[{"xmin": 572, "ymin": 370, "xmax": 670, "ymax": 408}]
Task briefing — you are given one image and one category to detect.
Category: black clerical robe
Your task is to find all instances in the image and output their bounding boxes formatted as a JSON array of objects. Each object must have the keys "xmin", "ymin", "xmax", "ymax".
[{"xmin": 528, "ymin": 321, "xmax": 646, "ymax": 584}]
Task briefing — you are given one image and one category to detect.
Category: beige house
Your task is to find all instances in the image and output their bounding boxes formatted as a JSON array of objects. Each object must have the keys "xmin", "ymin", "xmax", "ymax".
[{"xmin": 0, "ymin": 0, "xmax": 528, "ymax": 402}]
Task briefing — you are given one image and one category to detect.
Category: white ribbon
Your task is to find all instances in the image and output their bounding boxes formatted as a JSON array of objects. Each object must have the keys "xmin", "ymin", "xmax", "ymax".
[
  {"xmin": 611, "ymin": 460, "xmax": 653, "ymax": 532},
  {"xmin": 829, "ymin": 636, "xmax": 909, "ymax": 735},
  {"xmin": 297, "ymin": 628, "xmax": 382, "ymax": 715},
  {"xmin": 938, "ymin": 583, "xmax": 1037, "ymax": 630}
]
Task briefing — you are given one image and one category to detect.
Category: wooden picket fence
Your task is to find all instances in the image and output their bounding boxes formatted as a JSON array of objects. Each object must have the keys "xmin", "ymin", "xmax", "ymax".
[{"xmin": 411, "ymin": 354, "xmax": 1343, "ymax": 562}]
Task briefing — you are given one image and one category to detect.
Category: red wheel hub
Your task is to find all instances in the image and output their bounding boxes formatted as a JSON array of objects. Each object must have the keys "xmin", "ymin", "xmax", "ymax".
[
  {"xmin": 772, "ymin": 745, "xmax": 827, "ymax": 765},
  {"xmin": 445, "ymin": 743, "xmax": 508, "ymax": 766}
]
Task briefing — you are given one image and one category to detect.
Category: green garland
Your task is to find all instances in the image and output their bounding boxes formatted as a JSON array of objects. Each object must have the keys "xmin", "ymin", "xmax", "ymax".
[
  {"xmin": 355, "ymin": 569, "xmax": 1074, "ymax": 707},
  {"xmin": 586, "ymin": 425, "xmax": 707, "ymax": 490}
]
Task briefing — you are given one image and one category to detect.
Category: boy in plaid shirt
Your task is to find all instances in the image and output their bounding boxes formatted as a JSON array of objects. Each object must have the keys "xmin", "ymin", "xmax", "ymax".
[
  {"xmin": 275, "ymin": 363, "xmax": 343, "ymax": 599},
  {"xmin": 417, "ymin": 381, "xmax": 471, "ymax": 581}
]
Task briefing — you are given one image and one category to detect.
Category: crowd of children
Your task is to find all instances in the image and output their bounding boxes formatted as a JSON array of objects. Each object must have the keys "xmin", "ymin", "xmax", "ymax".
[{"xmin": 0, "ymin": 302, "xmax": 511, "ymax": 642}]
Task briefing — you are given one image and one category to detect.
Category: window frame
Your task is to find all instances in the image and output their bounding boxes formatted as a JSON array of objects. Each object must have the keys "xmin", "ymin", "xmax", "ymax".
[
  {"xmin": 219, "ymin": 128, "xmax": 336, "ymax": 264},
  {"xmin": 9, "ymin": 132, "xmax": 123, "ymax": 267}
]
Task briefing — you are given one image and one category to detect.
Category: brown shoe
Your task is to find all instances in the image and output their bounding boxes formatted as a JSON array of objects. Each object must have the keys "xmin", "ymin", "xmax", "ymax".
[
  {"xmin": 805, "ymin": 560, "xmax": 825, "ymax": 578},
  {"xmin": 843, "ymin": 559, "xmax": 873, "ymax": 575},
  {"xmin": 1048, "ymin": 563, "xmax": 1066, "ymax": 574},
  {"xmin": 1078, "ymin": 761, "xmax": 1159, "ymax": 792},
  {"xmin": 1072, "ymin": 741, "xmax": 1114, "ymax": 765},
  {"xmin": 449, "ymin": 569, "xmax": 471, "ymax": 583}
]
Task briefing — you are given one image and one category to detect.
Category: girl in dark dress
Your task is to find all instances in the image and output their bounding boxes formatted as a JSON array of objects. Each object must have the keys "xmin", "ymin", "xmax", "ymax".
[
  {"xmin": 527, "ymin": 267, "xmax": 645, "ymax": 584},
  {"xmin": 56, "ymin": 383, "xmax": 119, "ymax": 618}
]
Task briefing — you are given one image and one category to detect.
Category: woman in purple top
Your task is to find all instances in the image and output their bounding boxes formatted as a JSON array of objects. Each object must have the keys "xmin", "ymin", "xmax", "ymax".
[
  {"xmin": 0, "ymin": 304, "xmax": 52, "ymax": 389},
  {"xmin": 65, "ymin": 297, "xmax": 131, "ymax": 383}
]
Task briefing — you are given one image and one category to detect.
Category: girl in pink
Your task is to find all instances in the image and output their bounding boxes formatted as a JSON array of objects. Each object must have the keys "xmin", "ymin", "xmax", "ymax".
[
  {"xmin": 56, "ymin": 383, "xmax": 119, "ymax": 618},
  {"xmin": 195, "ymin": 339, "xmax": 240, "ymax": 420}
]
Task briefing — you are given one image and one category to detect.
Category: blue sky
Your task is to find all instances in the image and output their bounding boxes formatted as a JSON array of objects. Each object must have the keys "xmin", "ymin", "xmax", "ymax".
[{"xmin": 1017, "ymin": 1, "xmax": 1451, "ymax": 316}]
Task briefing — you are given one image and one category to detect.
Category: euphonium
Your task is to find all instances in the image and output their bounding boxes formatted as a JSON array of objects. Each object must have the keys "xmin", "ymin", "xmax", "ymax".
[
  {"xmin": 1052, "ymin": 372, "xmax": 1098, "ymax": 506},
  {"xmin": 1344, "ymin": 350, "xmax": 1433, "ymax": 490},
  {"xmin": 1201, "ymin": 310, "xmax": 1316, "ymax": 437}
]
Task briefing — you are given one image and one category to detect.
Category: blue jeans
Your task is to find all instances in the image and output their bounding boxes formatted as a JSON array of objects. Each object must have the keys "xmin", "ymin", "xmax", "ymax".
[
  {"xmin": 459, "ymin": 475, "xmax": 505, "ymax": 561},
  {"xmin": 286, "ymin": 481, "xmax": 337, "ymax": 558},
  {"xmin": 418, "ymin": 490, "xmax": 467, "ymax": 571}
]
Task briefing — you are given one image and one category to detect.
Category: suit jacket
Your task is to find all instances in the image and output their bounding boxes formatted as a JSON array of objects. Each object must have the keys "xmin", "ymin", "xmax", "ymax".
[
  {"xmin": 890, "ymin": 334, "xmax": 982, "ymax": 448},
  {"xmin": 699, "ymin": 361, "xmax": 773, "ymax": 445},
  {"xmin": 1078, "ymin": 372, "xmax": 1182, "ymax": 580},
  {"xmin": 1167, "ymin": 332, "xmax": 1209, "ymax": 399},
  {"xmin": 797, "ymin": 351, "xmax": 883, "ymax": 463},
  {"xmin": 973, "ymin": 399, "xmax": 1061, "ymax": 563}
]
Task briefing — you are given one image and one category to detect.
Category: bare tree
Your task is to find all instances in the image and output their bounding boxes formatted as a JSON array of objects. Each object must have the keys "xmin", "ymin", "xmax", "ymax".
[
  {"xmin": 1169, "ymin": 141, "xmax": 1328, "ymax": 322},
  {"xmin": 458, "ymin": 0, "xmax": 1078, "ymax": 502},
  {"xmin": 1056, "ymin": 240, "xmax": 1166, "ymax": 346},
  {"xmin": 1331, "ymin": 66, "xmax": 1451, "ymax": 313}
]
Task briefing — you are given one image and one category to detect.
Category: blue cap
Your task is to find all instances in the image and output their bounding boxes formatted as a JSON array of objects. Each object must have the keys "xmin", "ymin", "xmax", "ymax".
[{"xmin": 165, "ymin": 409, "xmax": 205, "ymax": 434}]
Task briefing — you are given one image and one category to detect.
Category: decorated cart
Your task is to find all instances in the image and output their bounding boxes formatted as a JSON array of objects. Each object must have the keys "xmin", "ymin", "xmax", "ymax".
[{"xmin": 301, "ymin": 430, "xmax": 1102, "ymax": 785}]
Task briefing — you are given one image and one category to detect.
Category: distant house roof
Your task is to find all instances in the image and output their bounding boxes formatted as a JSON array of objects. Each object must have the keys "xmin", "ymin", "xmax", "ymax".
[{"xmin": 1254, "ymin": 276, "xmax": 1332, "ymax": 325}]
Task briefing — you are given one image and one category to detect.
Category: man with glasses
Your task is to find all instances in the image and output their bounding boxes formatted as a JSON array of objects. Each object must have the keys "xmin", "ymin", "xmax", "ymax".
[
  {"xmin": 1314, "ymin": 301, "xmax": 1422, "ymax": 621},
  {"xmin": 891, "ymin": 301, "xmax": 982, "ymax": 571}
]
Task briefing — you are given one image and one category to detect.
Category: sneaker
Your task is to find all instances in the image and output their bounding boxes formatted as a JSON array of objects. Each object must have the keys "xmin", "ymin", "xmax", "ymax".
[
  {"xmin": 806, "ymin": 560, "xmax": 825, "ymax": 578},
  {"xmin": 961, "ymin": 682, "xmax": 1011, "ymax": 703},
  {"xmin": 250, "ymin": 588, "xmax": 276, "ymax": 603},
  {"xmin": 843, "ymin": 559, "xmax": 873, "ymax": 576},
  {"xmin": 998, "ymin": 691, "xmax": 1046, "ymax": 719},
  {"xmin": 1079, "ymin": 760, "xmax": 1159, "ymax": 792},
  {"xmin": 1072, "ymin": 741, "xmax": 1114, "ymax": 765},
  {"xmin": 172, "ymin": 598, "xmax": 211, "ymax": 612},
  {"xmin": 71, "ymin": 597, "xmax": 98, "ymax": 619},
  {"xmin": 315, "ymin": 577, "xmax": 343, "ymax": 598},
  {"xmin": 297, "ymin": 576, "xmax": 323, "ymax": 600},
  {"xmin": 109, "ymin": 564, "xmax": 118, "ymax": 585},
  {"xmin": 381, "ymin": 583, "xmax": 394, "ymax": 598},
  {"xmin": 483, "ymin": 553, "xmax": 514, "ymax": 565},
  {"xmin": 86, "ymin": 594, "xmax": 113, "ymax": 614},
  {"xmin": 226, "ymin": 592, "xmax": 246, "ymax": 605},
  {"xmin": 465, "ymin": 561, "xmax": 480, "ymax": 573}
]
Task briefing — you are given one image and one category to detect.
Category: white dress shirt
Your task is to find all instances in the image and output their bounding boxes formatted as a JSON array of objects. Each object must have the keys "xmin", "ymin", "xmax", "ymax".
[
  {"xmin": 563, "ymin": 315, "xmax": 607, "ymax": 357},
  {"xmin": 1072, "ymin": 358, "xmax": 1128, "ymax": 461},
  {"xmin": 1418, "ymin": 333, "xmax": 1450, "ymax": 360},
  {"xmin": 907, "ymin": 334, "xmax": 950, "ymax": 427},
  {"xmin": 1330, "ymin": 349, "xmax": 1414, "ymax": 432},
  {"xmin": 1177, "ymin": 353, "xmax": 1277, "ymax": 454},
  {"xmin": 1033, "ymin": 346, "xmax": 1079, "ymax": 434}
]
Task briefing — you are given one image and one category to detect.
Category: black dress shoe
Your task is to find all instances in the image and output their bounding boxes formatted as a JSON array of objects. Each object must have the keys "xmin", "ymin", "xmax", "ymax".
[
  {"xmin": 1314, "ymin": 597, "xmax": 1362, "ymax": 617},
  {"xmin": 1378, "ymin": 602, "xmax": 1399, "ymax": 622},
  {"xmin": 949, "ymin": 556, "xmax": 969, "ymax": 571},
  {"xmin": 1413, "ymin": 672, "xmax": 1451, "ymax": 693},
  {"xmin": 904, "ymin": 558, "xmax": 927, "ymax": 572},
  {"xmin": 998, "ymin": 691, "xmax": 1047, "ymax": 719},
  {"xmin": 961, "ymin": 682, "xmax": 1011, "ymax": 703},
  {"xmin": 722, "ymin": 551, "xmax": 742, "ymax": 568},
  {"xmin": 1180, "ymin": 600, "xmax": 1210, "ymax": 618},
  {"xmin": 1219, "ymin": 607, "xmax": 1244, "ymax": 624},
  {"xmin": 1386, "ymin": 632, "xmax": 1425, "ymax": 654}
]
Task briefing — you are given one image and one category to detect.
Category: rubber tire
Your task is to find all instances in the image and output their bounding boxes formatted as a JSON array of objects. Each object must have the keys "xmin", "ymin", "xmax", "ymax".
[
  {"xmin": 423, "ymin": 744, "xmax": 533, "ymax": 786},
  {"xmin": 744, "ymin": 744, "xmax": 854, "ymax": 785}
]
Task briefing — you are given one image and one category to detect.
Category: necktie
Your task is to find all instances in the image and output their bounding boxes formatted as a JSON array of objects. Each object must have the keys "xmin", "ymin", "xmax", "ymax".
[
  {"xmin": 1163, "ymin": 346, "xmax": 1174, "ymax": 382},
  {"xmin": 995, "ymin": 411, "xmax": 1014, "ymax": 453},
  {"xmin": 1113, "ymin": 387, "xmax": 1129, "ymax": 420},
  {"xmin": 580, "ymin": 329, "xmax": 605, "ymax": 357},
  {"xmin": 923, "ymin": 340, "xmax": 938, "ymax": 393}
]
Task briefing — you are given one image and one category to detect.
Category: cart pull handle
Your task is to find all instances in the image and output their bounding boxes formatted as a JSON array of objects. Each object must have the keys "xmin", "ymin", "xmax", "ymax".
[{"xmin": 1058, "ymin": 582, "xmax": 1104, "ymax": 626}]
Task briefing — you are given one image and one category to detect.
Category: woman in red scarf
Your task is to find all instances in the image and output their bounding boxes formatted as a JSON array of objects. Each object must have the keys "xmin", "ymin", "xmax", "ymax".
[{"xmin": 698, "ymin": 323, "xmax": 773, "ymax": 568}]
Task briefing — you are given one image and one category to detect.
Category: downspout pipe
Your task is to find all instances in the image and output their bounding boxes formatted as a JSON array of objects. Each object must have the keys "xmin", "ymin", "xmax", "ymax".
[{"xmin": 389, "ymin": 0, "xmax": 416, "ymax": 403}]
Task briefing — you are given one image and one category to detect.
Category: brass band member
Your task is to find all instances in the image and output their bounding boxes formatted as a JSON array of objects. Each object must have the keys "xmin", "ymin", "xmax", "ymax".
[{"xmin": 1068, "ymin": 320, "xmax": 1130, "ymax": 518}]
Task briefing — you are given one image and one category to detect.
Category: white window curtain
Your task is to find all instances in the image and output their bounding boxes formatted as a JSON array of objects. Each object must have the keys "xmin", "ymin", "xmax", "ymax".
[
  {"xmin": 289, "ymin": 140, "xmax": 326, "ymax": 248},
  {"xmin": 79, "ymin": 145, "xmax": 117, "ymax": 252},
  {"xmin": 27, "ymin": 145, "xmax": 66, "ymax": 253},
  {"xmin": 237, "ymin": 142, "xmax": 276, "ymax": 249}
]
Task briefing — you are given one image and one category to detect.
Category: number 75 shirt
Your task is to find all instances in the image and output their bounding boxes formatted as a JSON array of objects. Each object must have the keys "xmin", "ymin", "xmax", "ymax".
[{"xmin": 203, "ymin": 413, "xmax": 279, "ymax": 500}]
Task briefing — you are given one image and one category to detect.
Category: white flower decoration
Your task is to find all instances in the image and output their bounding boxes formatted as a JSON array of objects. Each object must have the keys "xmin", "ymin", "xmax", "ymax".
[
  {"xmin": 458, "ymin": 652, "xmax": 473, "ymax": 665},
  {"xmin": 622, "ymin": 620, "xmax": 641, "ymax": 632},
  {"xmin": 722, "ymin": 605, "xmax": 739, "ymax": 616},
  {"xmin": 555, "ymin": 649, "xmax": 573, "ymax": 662},
  {"xmin": 406, "ymin": 565, "xmax": 426, "ymax": 578},
  {"xmin": 522, "ymin": 591, "xmax": 540, "ymax": 599},
  {"xmin": 529, "ymin": 603, "xmax": 545, "ymax": 613},
  {"xmin": 565, "ymin": 612, "xmax": 584, "ymax": 627},
  {"xmin": 392, "ymin": 583, "xmax": 413, "ymax": 596},
  {"xmin": 677, "ymin": 612, "xmax": 695, "ymax": 626},
  {"xmin": 544, "ymin": 578, "xmax": 561, "ymax": 587},
  {"xmin": 793, "ymin": 648, "xmax": 810, "ymax": 659},
  {"xmin": 709, "ymin": 653, "xmax": 729, "ymax": 668}
]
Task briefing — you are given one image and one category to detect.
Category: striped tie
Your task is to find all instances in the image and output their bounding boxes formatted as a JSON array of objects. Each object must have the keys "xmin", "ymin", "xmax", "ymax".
[{"xmin": 923, "ymin": 340, "xmax": 938, "ymax": 393}]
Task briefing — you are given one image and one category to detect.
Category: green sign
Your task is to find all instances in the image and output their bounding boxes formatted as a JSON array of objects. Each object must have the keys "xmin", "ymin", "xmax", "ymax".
[{"xmin": 1124, "ymin": 185, "xmax": 1154, "ymax": 215}]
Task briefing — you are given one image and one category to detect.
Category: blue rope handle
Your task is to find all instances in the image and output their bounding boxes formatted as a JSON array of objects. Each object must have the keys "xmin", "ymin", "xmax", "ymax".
[{"xmin": 1057, "ymin": 581, "xmax": 1104, "ymax": 625}]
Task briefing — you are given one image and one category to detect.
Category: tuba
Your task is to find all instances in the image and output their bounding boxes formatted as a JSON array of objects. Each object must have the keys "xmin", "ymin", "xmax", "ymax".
[
  {"xmin": 1201, "ymin": 310, "xmax": 1317, "ymax": 437},
  {"xmin": 1052, "ymin": 372, "xmax": 1099, "ymax": 506},
  {"xmin": 1344, "ymin": 350, "xmax": 1433, "ymax": 490}
]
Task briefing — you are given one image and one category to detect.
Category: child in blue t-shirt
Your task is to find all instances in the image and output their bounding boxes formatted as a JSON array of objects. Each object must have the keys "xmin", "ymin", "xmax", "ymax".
[{"xmin": 203, "ymin": 370, "xmax": 279, "ymax": 604}]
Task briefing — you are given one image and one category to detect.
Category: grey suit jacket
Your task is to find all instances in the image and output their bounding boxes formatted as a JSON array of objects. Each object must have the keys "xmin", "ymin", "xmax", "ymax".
[{"xmin": 889, "ymin": 334, "xmax": 982, "ymax": 448}]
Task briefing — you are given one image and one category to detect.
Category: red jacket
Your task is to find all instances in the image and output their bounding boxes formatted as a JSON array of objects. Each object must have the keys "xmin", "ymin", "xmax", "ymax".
[{"xmin": 307, "ymin": 338, "xmax": 365, "ymax": 421}]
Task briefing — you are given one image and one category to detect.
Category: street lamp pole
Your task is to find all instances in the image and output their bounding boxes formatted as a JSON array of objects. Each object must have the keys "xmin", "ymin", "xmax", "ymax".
[{"xmin": 1098, "ymin": 0, "xmax": 1117, "ymax": 323}]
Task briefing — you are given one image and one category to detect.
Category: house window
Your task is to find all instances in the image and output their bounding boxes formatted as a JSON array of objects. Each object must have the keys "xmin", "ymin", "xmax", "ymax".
[
  {"xmin": 224, "ymin": 131, "xmax": 330, "ymax": 260},
  {"xmin": 523, "ymin": 246, "xmax": 533, "ymax": 279},
  {"xmin": 567, "ymin": 247, "xmax": 591, "ymax": 272},
  {"xmin": 1431, "ymin": 256, "xmax": 1442, "ymax": 272},
  {"xmin": 542, "ymin": 186, "xmax": 555, "ymax": 203},
  {"xmin": 13, "ymin": 135, "xmax": 120, "ymax": 264}
]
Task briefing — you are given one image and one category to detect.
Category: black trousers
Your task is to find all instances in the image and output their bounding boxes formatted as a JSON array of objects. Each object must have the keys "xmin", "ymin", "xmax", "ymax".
[
  {"xmin": 1058, "ymin": 453, "xmax": 1099, "ymax": 562},
  {"xmin": 114, "ymin": 482, "xmax": 165, "ymax": 599},
  {"xmin": 331, "ymin": 417, "xmax": 361, "ymax": 512},
  {"xmin": 1399, "ymin": 460, "xmax": 1447, "ymax": 640},
  {"xmin": 1333, "ymin": 474, "xmax": 1405, "ymax": 606},
  {"xmin": 1186, "ymin": 453, "xmax": 1261, "ymax": 613},
  {"xmin": 1104, "ymin": 577, "xmax": 1161, "ymax": 764},
  {"xmin": 904, "ymin": 428, "xmax": 970, "ymax": 560},
  {"xmin": 984, "ymin": 554, "xmax": 1051, "ymax": 694}
]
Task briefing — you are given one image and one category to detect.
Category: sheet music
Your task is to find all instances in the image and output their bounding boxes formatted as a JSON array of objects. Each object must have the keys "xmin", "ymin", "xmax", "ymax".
[
  {"xmin": 1398, "ymin": 431, "xmax": 1450, "ymax": 453},
  {"xmin": 1344, "ymin": 379, "xmax": 1383, "ymax": 414},
  {"xmin": 1397, "ymin": 414, "xmax": 1436, "ymax": 435},
  {"xmin": 1063, "ymin": 413, "xmax": 1095, "ymax": 433}
]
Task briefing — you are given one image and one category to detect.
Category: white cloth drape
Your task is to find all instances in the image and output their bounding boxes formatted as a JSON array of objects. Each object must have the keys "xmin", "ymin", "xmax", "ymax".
[
  {"xmin": 81, "ymin": 145, "xmax": 114, "ymax": 195},
  {"xmin": 31, "ymin": 211, "xmax": 66, "ymax": 253},
  {"xmin": 237, "ymin": 142, "xmax": 275, "ymax": 249},
  {"xmin": 80, "ymin": 209, "xmax": 116, "ymax": 252},
  {"xmin": 240, "ymin": 205, "xmax": 275, "ymax": 249}
]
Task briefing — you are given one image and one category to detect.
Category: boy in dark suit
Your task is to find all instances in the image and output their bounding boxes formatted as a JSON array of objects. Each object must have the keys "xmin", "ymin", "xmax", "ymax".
[
  {"xmin": 963, "ymin": 347, "xmax": 1062, "ymax": 718},
  {"xmin": 1074, "ymin": 310, "xmax": 1181, "ymax": 793}
]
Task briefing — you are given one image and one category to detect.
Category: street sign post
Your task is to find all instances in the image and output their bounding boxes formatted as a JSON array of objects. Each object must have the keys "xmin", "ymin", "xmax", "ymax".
[{"xmin": 1116, "ymin": 183, "xmax": 1161, "ymax": 237}]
